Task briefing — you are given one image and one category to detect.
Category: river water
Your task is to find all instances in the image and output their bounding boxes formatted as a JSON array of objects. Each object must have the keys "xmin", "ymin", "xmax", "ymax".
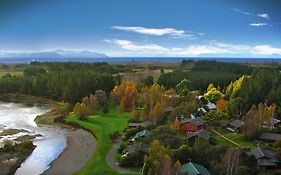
[{"xmin": 0, "ymin": 102, "xmax": 68, "ymax": 175}]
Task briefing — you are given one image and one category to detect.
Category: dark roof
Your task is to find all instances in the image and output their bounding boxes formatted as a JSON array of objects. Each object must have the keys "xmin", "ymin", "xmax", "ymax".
[
  {"xmin": 228, "ymin": 120, "xmax": 243, "ymax": 129},
  {"xmin": 248, "ymin": 147, "xmax": 279, "ymax": 167},
  {"xmin": 259, "ymin": 132, "xmax": 281, "ymax": 141},
  {"xmin": 180, "ymin": 117, "xmax": 207, "ymax": 126},
  {"xmin": 187, "ymin": 129, "xmax": 211, "ymax": 140},
  {"xmin": 189, "ymin": 117, "xmax": 207, "ymax": 126},
  {"xmin": 264, "ymin": 118, "xmax": 281, "ymax": 126},
  {"xmin": 123, "ymin": 143, "xmax": 149, "ymax": 154},
  {"xmin": 180, "ymin": 118, "xmax": 190, "ymax": 125},
  {"xmin": 178, "ymin": 162, "xmax": 211, "ymax": 175},
  {"xmin": 128, "ymin": 121, "xmax": 151, "ymax": 128}
]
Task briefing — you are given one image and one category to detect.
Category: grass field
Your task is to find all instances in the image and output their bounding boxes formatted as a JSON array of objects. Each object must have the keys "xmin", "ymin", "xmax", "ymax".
[
  {"xmin": 214, "ymin": 128, "xmax": 257, "ymax": 149},
  {"xmin": 65, "ymin": 108, "xmax": 133, "ymax": 175}
]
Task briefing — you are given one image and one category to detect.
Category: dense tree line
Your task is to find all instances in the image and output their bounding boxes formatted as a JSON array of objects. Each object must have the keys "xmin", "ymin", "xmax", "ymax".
[
  {"xmin": 190, "ymin": 61, "xmax": 253, "ymax": 74},
  {"xmin": 158, "ymin": 61, "xmax": 254, "ymax": 91},
  {"xmin": 0, "ymin": 63, "xmax": 115, "ymax": 103},
  {"xmin": 157, "ymin": 69, "xmax": 241, "ymax": 91}
]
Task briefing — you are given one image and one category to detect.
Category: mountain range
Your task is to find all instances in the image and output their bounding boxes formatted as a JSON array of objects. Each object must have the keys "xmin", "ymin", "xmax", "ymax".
[{"xmin": 0, "ymin": 50, "xmax": 108, "ymax": 59}]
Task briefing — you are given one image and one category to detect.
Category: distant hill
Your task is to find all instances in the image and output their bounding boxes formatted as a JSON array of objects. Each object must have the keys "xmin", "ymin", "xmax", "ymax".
[{"xmin": 0, "ymin": 50, "xmax": 108, "ymax": 61}]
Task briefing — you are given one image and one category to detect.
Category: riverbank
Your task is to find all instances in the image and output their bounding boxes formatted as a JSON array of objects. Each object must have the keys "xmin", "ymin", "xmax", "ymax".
[
  {"xmin": 0, "ymin": 94, "xmax": 54, "ymax": 107},
  {"xmin": 42, "ymin": 129, "xmax": 96, "ymax": 175},
  {"xmin": 0, "ymin": 141, "xmax": 35, "ymax": 175}
]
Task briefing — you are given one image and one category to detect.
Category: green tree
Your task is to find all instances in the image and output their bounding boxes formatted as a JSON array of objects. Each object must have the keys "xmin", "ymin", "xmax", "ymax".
[
  {"xmin": 95, "ymin": 90, "xmax": 108, "ymax": 113},
  {"xmin": 176, "ymin": 79, "xmax": 190, "ymax": 97}
]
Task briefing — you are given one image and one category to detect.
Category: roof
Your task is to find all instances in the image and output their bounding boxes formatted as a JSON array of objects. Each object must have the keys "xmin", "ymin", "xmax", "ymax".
[
  {"xmin": 178, "ymin": 162, "xmax": 211, "ymax": 175},
  {"xmin": 189, "ymin": 117, "xmax": 207, "ymax": 126},
  {"xmin": 248, "ymin": 147, "xmax": 279, "ymax": 167},
  {"xmin": 259, "ymin": 132, "xmax": 281, "ymax": 141},
  {"xmin": 206, "ymin": 102, "xmax": 216, "ymax": 110},
  {"xmin": 187, "ymin": 129, "xmax": 211, "ymax": 140},
  {"xmin": 228, "ymin": 120, "xmax": 243, "ymax": 129},
  {"xmin": 128, "ymin": 121, "xmax": 151, "ymax": 128},
  {"xmin": 123, "ymin": 143, "xmax": 149, "ymax": 154},
  {"xmin": 264, "ymin": 118, "xmax": 281, "ymax": 126},
  {"xmin": 197, "ymin": 107, "xmax": 207, "ymax": 113},
  {"xmin": 132, "ymin": 130, "xmax": 151, "ymax": 140},
  {"xmin": 180, "ymin": 117, "xmax": 207, "ymax": 126}
]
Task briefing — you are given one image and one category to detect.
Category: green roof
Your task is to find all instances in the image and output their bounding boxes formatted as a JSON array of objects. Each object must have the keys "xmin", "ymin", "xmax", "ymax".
[
  {"xmin": 132, "ymin": 130, "xmax": 151, "ymax": 140},
  {"xmin": 178, "ymin": 162, "xmax": 211, "ymax": 175}
]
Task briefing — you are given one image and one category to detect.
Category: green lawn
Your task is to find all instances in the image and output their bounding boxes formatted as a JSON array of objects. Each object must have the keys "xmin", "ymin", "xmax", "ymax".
[
  {"xmin": 65, "ymin": 108, "xmax": 133, "ymax": 175},
  {"xmin": 214, "ymin": 128, "xmax": 257, "ymax": 149}
]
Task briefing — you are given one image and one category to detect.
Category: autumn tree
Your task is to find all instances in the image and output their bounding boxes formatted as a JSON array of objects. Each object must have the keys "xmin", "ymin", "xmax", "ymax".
[
  {"xmin": 141, "ymin": 84, "xmax": 166, "ymax": 123},
  {"xmin": 216, "ymin": 98, "xmax": 227, "ymax": 112},
  {"xmin": 150, "ymin": 102, "xmax": 166, "ymax": 124},
  {"xmin": 82, "ymin": 94, "xmax": 98, "ymax": 114},
  {"xmin": 130, "ymin": 108, "xmax": 139, "ymax": 121},
  {"xmin": 223, "ymin": 148, "xmax": 242, "ymax": 175},
  {"xmin": 111, "ymin": 81, "xmax": 138, "ymax": 112},
  {"xmin": 170, "ymin": 117, "xmax": 180, "ymax": 132},
  {"xmin": 52, "ymin": 101, "xmax": 70, "ymax": 115},
  {"xmin": 144, "ymin": 140, "xmax": 177, "ymax": 175},
  {"xmin": 207, "ymin": 83, "xmax": 215, "ymax": 92},
  {"xmin": 74, "ymin": 102, "xmax": 89, "ymax": 120},
  {"xmin": 204, "ymin": 85, "xmax": 223, "ymax": 103},
  {"xmin": 226, "ymin": 75, "xmax": 249, "ymax": 99},
  {"xmin": 243, "ymin": 103, "xmax": 276, "ymax": 140}
]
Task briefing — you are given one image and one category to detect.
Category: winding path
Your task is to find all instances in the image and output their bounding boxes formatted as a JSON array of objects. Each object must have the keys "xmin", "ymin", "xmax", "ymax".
[
  {"xmin": 106, "ymin": 137, "xmax": 142, "ymax": 175},
  {"xmin": 42, "ymin": 129, "xmax": 96, "ymax": 175}
]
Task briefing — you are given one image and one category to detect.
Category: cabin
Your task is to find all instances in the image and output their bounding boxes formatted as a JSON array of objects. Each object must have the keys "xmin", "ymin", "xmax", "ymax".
[
  {"xmin": 131, "ymin": 130, "xmax": 151, "ymax": 141},
  {"xmin": 186, "ymin": 129, "xmax": 211, "ymax": 143},
  {"xmin": 227, "ymin": 120, "xmax": 243, "ymax": 132},
  {"xmin": 263, "ymin": 118, "xmax": 281, "ymax": 129},
  {"xmin": 248, "ymin": 147, "xmax": 279, "ymax": 168},
  {"xmin": 180, "ymin": 117, "xmax": 207, "ymax": 133},
  {"xmin": 206, "ymin": 102, "xmax": 216, "ymax": 110},
  {"xmin": 122, "ymin": 142, "xmax": 148, "ymax": 157},
  {"xmin": 258, "ymin": 132, "xmax": 281, "ymax": 142},
  {"xmin": 127, "ymin": 121, "xmax": 151, "ymax": 129},
  {"xmin": 177, "ymin": 162, "xmax": 211, "ymax": 175}
]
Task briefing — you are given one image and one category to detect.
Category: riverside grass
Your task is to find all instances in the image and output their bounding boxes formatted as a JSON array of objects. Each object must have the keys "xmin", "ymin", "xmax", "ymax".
[{"xmin": 66, "ymin": 107, "xmax": 134, "ymax": 175}]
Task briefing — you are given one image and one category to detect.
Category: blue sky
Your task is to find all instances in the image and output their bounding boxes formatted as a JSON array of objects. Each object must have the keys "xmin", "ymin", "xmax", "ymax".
[{"xmin": 0, "ymin": 0, "xmax": 281, "ymax": 57}]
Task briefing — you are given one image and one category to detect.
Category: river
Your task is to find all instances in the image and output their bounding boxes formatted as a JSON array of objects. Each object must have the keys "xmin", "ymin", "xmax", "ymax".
[{"xmin": 0, "ymin": 102, "xmax": 68, "ymax": 175}]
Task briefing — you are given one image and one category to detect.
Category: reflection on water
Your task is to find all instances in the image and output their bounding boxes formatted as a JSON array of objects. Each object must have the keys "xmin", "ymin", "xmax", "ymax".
[{"xmin": 0, "ymin": 102, "xmax": 68, "ymax": 175}]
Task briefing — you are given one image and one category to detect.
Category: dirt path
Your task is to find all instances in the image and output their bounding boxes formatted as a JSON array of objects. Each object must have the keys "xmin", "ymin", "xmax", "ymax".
[
  {"xmin": 42, "ymin": 129, "xmax": 96, "ymax": 175},
  {"xmin": 106, "ymin": 137, "xmax": 142, "ymax": 175},
  {"xmin": 210, "ymin": 128, "xmax": 243, "ymax": 148}
]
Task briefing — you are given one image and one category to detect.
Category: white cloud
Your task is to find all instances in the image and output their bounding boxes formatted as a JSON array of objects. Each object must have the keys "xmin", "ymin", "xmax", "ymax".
[
  {"xmin": 232, "ymin": 8, "xmax": 251, "ymax": 15},
  {"xmin": 257, "ymin": 13, "xmax": 270, "ymax": 20},
  {"xmin": 251, "ymin": 45, "xmax": 281, "ymax": 55},
  {"xmin": 249, "ymin": 23, "xmax": 268, "ymax": 27},
  {"xmin": 105, "ymin": 39, "xmax": 281, "ymax": 56},
  {"xmin": 104, "ymin": 39, "xmax": 168, "ymax": 51},
  {"xmin": 111, "ymin": 26, "xmax": 203, "ymax": 39}
]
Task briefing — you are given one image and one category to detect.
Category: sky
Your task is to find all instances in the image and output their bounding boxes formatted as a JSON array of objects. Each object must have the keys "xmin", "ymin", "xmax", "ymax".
[{"xmin": 0, "ymin": 0, "xmax": 281, "ymax": 57}]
